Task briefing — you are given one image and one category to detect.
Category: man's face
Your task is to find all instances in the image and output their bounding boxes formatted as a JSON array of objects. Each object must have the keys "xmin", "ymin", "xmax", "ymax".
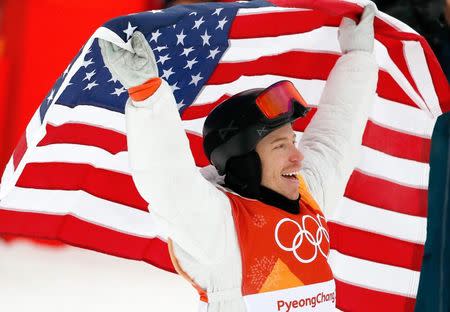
[{"xmin": 255, "ymin": 123, "xmax": 303, "ymax": 200}]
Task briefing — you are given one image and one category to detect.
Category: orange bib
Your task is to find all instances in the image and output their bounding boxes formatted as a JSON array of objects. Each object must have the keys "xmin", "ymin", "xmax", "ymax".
[{"xmin": 226, "ymin": 176, "xmax": 335, "ymax": 311}]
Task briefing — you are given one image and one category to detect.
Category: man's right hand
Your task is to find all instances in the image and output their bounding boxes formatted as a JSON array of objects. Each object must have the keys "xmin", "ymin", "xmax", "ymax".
[
  {"xmin": 338, "ymin": 2, "xmax": 377, "ymax": 54},
  {"xmin": 99, "ymin": 31, "xmax": 158, "ymax": 89}
]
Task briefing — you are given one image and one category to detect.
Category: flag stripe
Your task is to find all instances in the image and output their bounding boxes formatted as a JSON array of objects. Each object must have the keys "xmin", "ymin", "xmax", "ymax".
[
  {"xmin": 0, "ymin": 187, "xmax": 163, "ymax": 238},
  {"xmin": 0, "ymin": 208, "xmax": 175, "ymax": 273},
  {"xmin": 230, "ymin": 9, "xmax": 342, "ymax": 39},
  {"xmin": 330, "ymin": 197, "xmax": 426, "ymax": 244},
  {"xmin": 363, "ymin": 120, "xmax": 431, "ymax": 163},
  {"xmin": 17, "ymin": 162, "xmax": 148, "ymax": 211},
  {"xmin": 345, "ymin": 170, "xmax": 428, "ymax": 218},
  {"xmin": 403, "ymin": 40, "xmax": 441, "ymax": 116},
  {"xmin": 329, "ymin": 250, "xmax": 420, "ymax": 298},
  {"xmin": 335, "ymin": 279, "xmax": 417, "ymax": 312},
  {"xmin": 40, "ymin": 123, "xmax": 127, "ymax": 155},
  {"xmin": 29, "ymin": 144, "xmax": 131, "ymax": 174},
  {"xmin": 209, "ymin": 52, "xmax": 418, "ymax": 109},
  {"xmin": 329, "ymin": 222, "xmax": 424, "ymax": 271}
]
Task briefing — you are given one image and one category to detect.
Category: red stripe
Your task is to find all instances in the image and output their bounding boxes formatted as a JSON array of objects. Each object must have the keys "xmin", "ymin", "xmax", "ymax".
[
  {"xmin": 292, "ymin": 109, "xmax": 430, "ymax": 163},
  {"xmin": 377, "ymin": 70, "xmax": 419, "ymax": 108},
  {"xmin": 329, "ymin": 222, "xmax": 424, "ymax": 271},
  {"xmin": 182, "ymin": 95, "xmax": 230, "ymax": 120},
  {"xmin": 38, "ymin": 124, "xmax": 208, "ymax": 167},
  {"xmin": 208, "ymin": 53, "xmax": 418, "ymax": 109},
  {"xmin": 186, "ymin": 131, "xmax": 210, "ymax": 167},
  {"xmin": 363, "ymin": 120, "xmax": 430, "ymax": 163},
  {"xmin": 230, "ymin": 10, "xmax": 342, "ymax": 39},
  {"xmin": 0, "ymin": 209, "xmax": 175, "ymax": 273},
  {"xmin": 13, "ymin": 132, "xmax": 28, "ymax": 170},
  {"xmin": 335, "ymin": 279, "xmax": 416, "ymax": 311},
  {"xmin": 345, "ymin": 170, "xmax": 428, "ymax": 217},
  {"xmin": 209, "ymin": 51, "xmax": 339, "ymax": 84},
  {"xmin": 16, "ymin": 162, "xmax": 149, "ymax": 211},
  {"xmin": 40, "ymin": 123, "xmax": 127, "ymax": 154},
  {"xmin": 375, "ymin": 34, "xmax": 422, "ymax": 102}
]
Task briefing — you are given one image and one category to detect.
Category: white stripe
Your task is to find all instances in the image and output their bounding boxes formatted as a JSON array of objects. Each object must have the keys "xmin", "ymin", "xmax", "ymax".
[
  {"xmin": 194, "ymin": 75, "xmax": 435, "ymax": 138},
  {"xmin": 374, "ymin": 40, "xmax": 430, "ymax": 115},
  {"xmin": 0, "ymin": 157, "xmax": 15, "ymax": 199},
  {"xmin": 47, "ymin": 104, "xmax": 126, "ymax": 134},
  {"xmin": 221, "ymin": 24, "xmax": 429, "ymax": 114},
  {"xmin": 195, "ymin": 75, "xmax": 325, "ymax": 105},
  {"xmin": 25, "ymin": 109, "xmax": 45, "ymax": 148},
  {"xmin": 0, "ymin": 187, "xmax": 166, "ymax": 240},
  {"xmin": 29, "ymin": 144, "xmax": 131, "ymax": 175},
  {"xmin": 329, "ymin": 196, "xmax": 427, "ymax": 244},
  {"xmin": 222, "ymin": 27, "xmax": 341, "ymax": 62},
  {"xmin": 329, "ymin": 250, "xmax": 420, "ymax": 298},
  {"xmin": 376, "ymin": 11, "xmax": 418, "ymax": 34},
  {"xmin": 237, "ymin": 6, "xmax": 311, "ymax": 15},
  {"xmin": 372, "ymin": 97, "xmax": 435, "ymax": 138},
  {"xmin": 403, "ymin": 40, "xmax": 442, "ymax": 117},
  {"xmin": 358, "ymin": 145, "xmax": 429, "ymax": 189}
]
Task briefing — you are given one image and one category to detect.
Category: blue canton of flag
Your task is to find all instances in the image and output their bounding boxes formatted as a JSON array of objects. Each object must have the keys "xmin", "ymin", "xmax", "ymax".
[{"xmin": 40, "ymin": 1, "xmax": 271, "ymax": 119}]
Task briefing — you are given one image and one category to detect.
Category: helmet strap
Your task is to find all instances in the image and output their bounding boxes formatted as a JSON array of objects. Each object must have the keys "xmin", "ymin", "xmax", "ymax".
[{"xmin": 224, "ymin": 151, "xmax": 262, "ymax": 198}]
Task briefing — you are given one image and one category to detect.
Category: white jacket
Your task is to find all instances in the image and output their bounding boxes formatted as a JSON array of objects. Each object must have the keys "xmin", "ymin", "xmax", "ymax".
[{"xmin": 125, "ymin": 50, "xmax": 378, "ymax": 311}]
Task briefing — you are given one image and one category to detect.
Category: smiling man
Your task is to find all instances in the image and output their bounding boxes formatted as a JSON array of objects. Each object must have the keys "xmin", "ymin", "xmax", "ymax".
[{"xmin": 99, "ymin": 3, "xmax": 378, "ymax": 311}]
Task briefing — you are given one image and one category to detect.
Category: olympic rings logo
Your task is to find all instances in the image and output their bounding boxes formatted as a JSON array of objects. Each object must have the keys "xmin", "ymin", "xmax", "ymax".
[{"xmin": 274, "ymin": 214, "xmax": 330, "ymax": 264}]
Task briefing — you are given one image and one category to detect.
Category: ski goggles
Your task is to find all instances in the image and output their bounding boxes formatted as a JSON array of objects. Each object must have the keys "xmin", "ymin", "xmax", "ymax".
[{"xmin": 255, "ymin": 80, "xmax": 310, "ymax": 121}]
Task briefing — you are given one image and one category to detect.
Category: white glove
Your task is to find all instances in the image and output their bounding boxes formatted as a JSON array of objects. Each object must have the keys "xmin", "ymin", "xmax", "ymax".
[
  {"xmin": 99, "ymin": 31, "xmax": 158, "ymax": 89},
  {"xmin": 338, "ymin": 2, "xmax": 377, "ymax": 54}
]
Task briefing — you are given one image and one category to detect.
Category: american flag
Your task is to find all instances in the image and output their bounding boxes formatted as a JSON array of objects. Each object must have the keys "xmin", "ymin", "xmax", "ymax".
[{"xmin": 0, "ymin": 0, "xmax": 449, "ymax": 310}]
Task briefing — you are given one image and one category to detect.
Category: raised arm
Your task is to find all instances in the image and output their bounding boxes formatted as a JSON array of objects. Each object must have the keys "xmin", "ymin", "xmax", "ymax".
[
  {"xmin": 299, "ymin": 3, "xmax": 379, "ymax": 215},
  {"xmin": 99, "ymin": 33, "xmax": 232, "ymax": 265}
]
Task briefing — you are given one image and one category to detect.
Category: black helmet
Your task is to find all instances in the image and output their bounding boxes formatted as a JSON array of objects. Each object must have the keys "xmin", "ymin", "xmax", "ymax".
[{"xmin": 202, "ymin": 80, "xmax": 310, "ymax": 175}]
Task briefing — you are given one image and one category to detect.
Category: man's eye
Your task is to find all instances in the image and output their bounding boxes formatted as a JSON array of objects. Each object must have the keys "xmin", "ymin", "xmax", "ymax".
[{"xmin": 274, "ymin": 144, "xmax": 284, "ymax": 149}]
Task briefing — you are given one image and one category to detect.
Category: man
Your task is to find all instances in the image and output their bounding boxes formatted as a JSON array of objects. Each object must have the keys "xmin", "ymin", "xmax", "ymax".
[{"xmin": 99, "ymin": 2, "xmax": 378, "ymax": 311}]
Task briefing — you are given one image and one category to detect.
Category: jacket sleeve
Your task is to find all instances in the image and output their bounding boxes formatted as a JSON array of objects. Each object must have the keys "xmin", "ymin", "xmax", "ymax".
[
  {"xmin": 125, "ymin": 79, "xmax": 233, "ymax": 265},
  {"xmin": 299, "ymin": 50, "xmax": 378, "ymax": 216}
]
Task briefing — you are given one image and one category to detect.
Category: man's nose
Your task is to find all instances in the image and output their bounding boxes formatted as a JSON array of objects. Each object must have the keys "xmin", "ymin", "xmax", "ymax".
[{"xmin": 289, "ymin": 145, "xmax": 304, "ymax": 163}]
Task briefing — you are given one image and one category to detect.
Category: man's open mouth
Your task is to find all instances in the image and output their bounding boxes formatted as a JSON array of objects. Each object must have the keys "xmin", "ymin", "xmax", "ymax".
[{"xmin": 281, "ymin": 172, "xmax": 299, "ymax": 181}]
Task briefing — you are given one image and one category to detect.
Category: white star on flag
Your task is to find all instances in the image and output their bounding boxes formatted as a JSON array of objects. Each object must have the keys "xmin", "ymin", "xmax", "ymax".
[
  {"xmin": 157, "ymin": 54, "xmax": 171, "ymax": 65},
  {"xmin": 47, "ymin": 89, "xmax": 55, "ymax": 103},
  {"xmin": 207, "ymin": 47, "xmax": 220, "ymax": 59},
  {"xmin": 176, "ymin": 30, "xmax": 187, "ymax": 46},
  {"xmin": 177, "ymin": 100, "xmax": 185, "ymax": 110},
  {"xmin": 212, "ymin": 8, "xmax": 223, "ymax": 16},
  {"xmin": 192, "ymin": 16, "xmax": 205, "ymax": 30},
  {"xmin": 170, "ymin": 82, "xmax": 180, "ymax": 93},
  {"xmin": 83, "ymin": 81, "xmax": 99, "ymax": 91},
  {"xmin": 81, "ymin": 58, "xmax": 94, "ymax": 68},
  {"xmin": 201, "ymin": 30, "xmax": 211, "ymax": 46},
  {"xmin": 150, "ymin": 29, "xmax": 162, "ymax": 43},
  {"xmin": 216, "ymin": 17, "xmax": 228, "ymax": 30},
  {"xmin": 155, "ymin": 45, "xmax": 168, "ymax": 52},
  {"xmin": 189, "ymin": 73, "xmax": 203, "ymax": 86},
  {"xmin": 180, "ymin": 47, "xmax": 195, "ymax": 57},
  {"xmin": 83, "ymin": 70, "xmax": 96, "ymax": 81},
  {"xmin": 123, "ymin": 22, "xmax": 137, "ymax": 40},
  {"xmin": 161, "ymin": 67, "xmax": 175, "ymax": 80},
  {"xmin": 111, "ymin": 87, "xmax": 127, "ymax": 96},
  {"xmin": 184, "ymin": 58, "xmax": 198, "ymax": 70}
]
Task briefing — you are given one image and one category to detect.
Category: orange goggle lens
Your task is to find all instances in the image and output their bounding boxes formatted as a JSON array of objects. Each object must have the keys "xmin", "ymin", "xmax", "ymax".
[{"xmin": 255, "ymin": 81, "xmax": 308, "ymax": 119}]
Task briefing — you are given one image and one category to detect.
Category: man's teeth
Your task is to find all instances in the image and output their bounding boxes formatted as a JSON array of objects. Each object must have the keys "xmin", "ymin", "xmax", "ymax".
[{"xmin": 282, "ymin": 171, "xmax": 299, "ymax": 177}]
